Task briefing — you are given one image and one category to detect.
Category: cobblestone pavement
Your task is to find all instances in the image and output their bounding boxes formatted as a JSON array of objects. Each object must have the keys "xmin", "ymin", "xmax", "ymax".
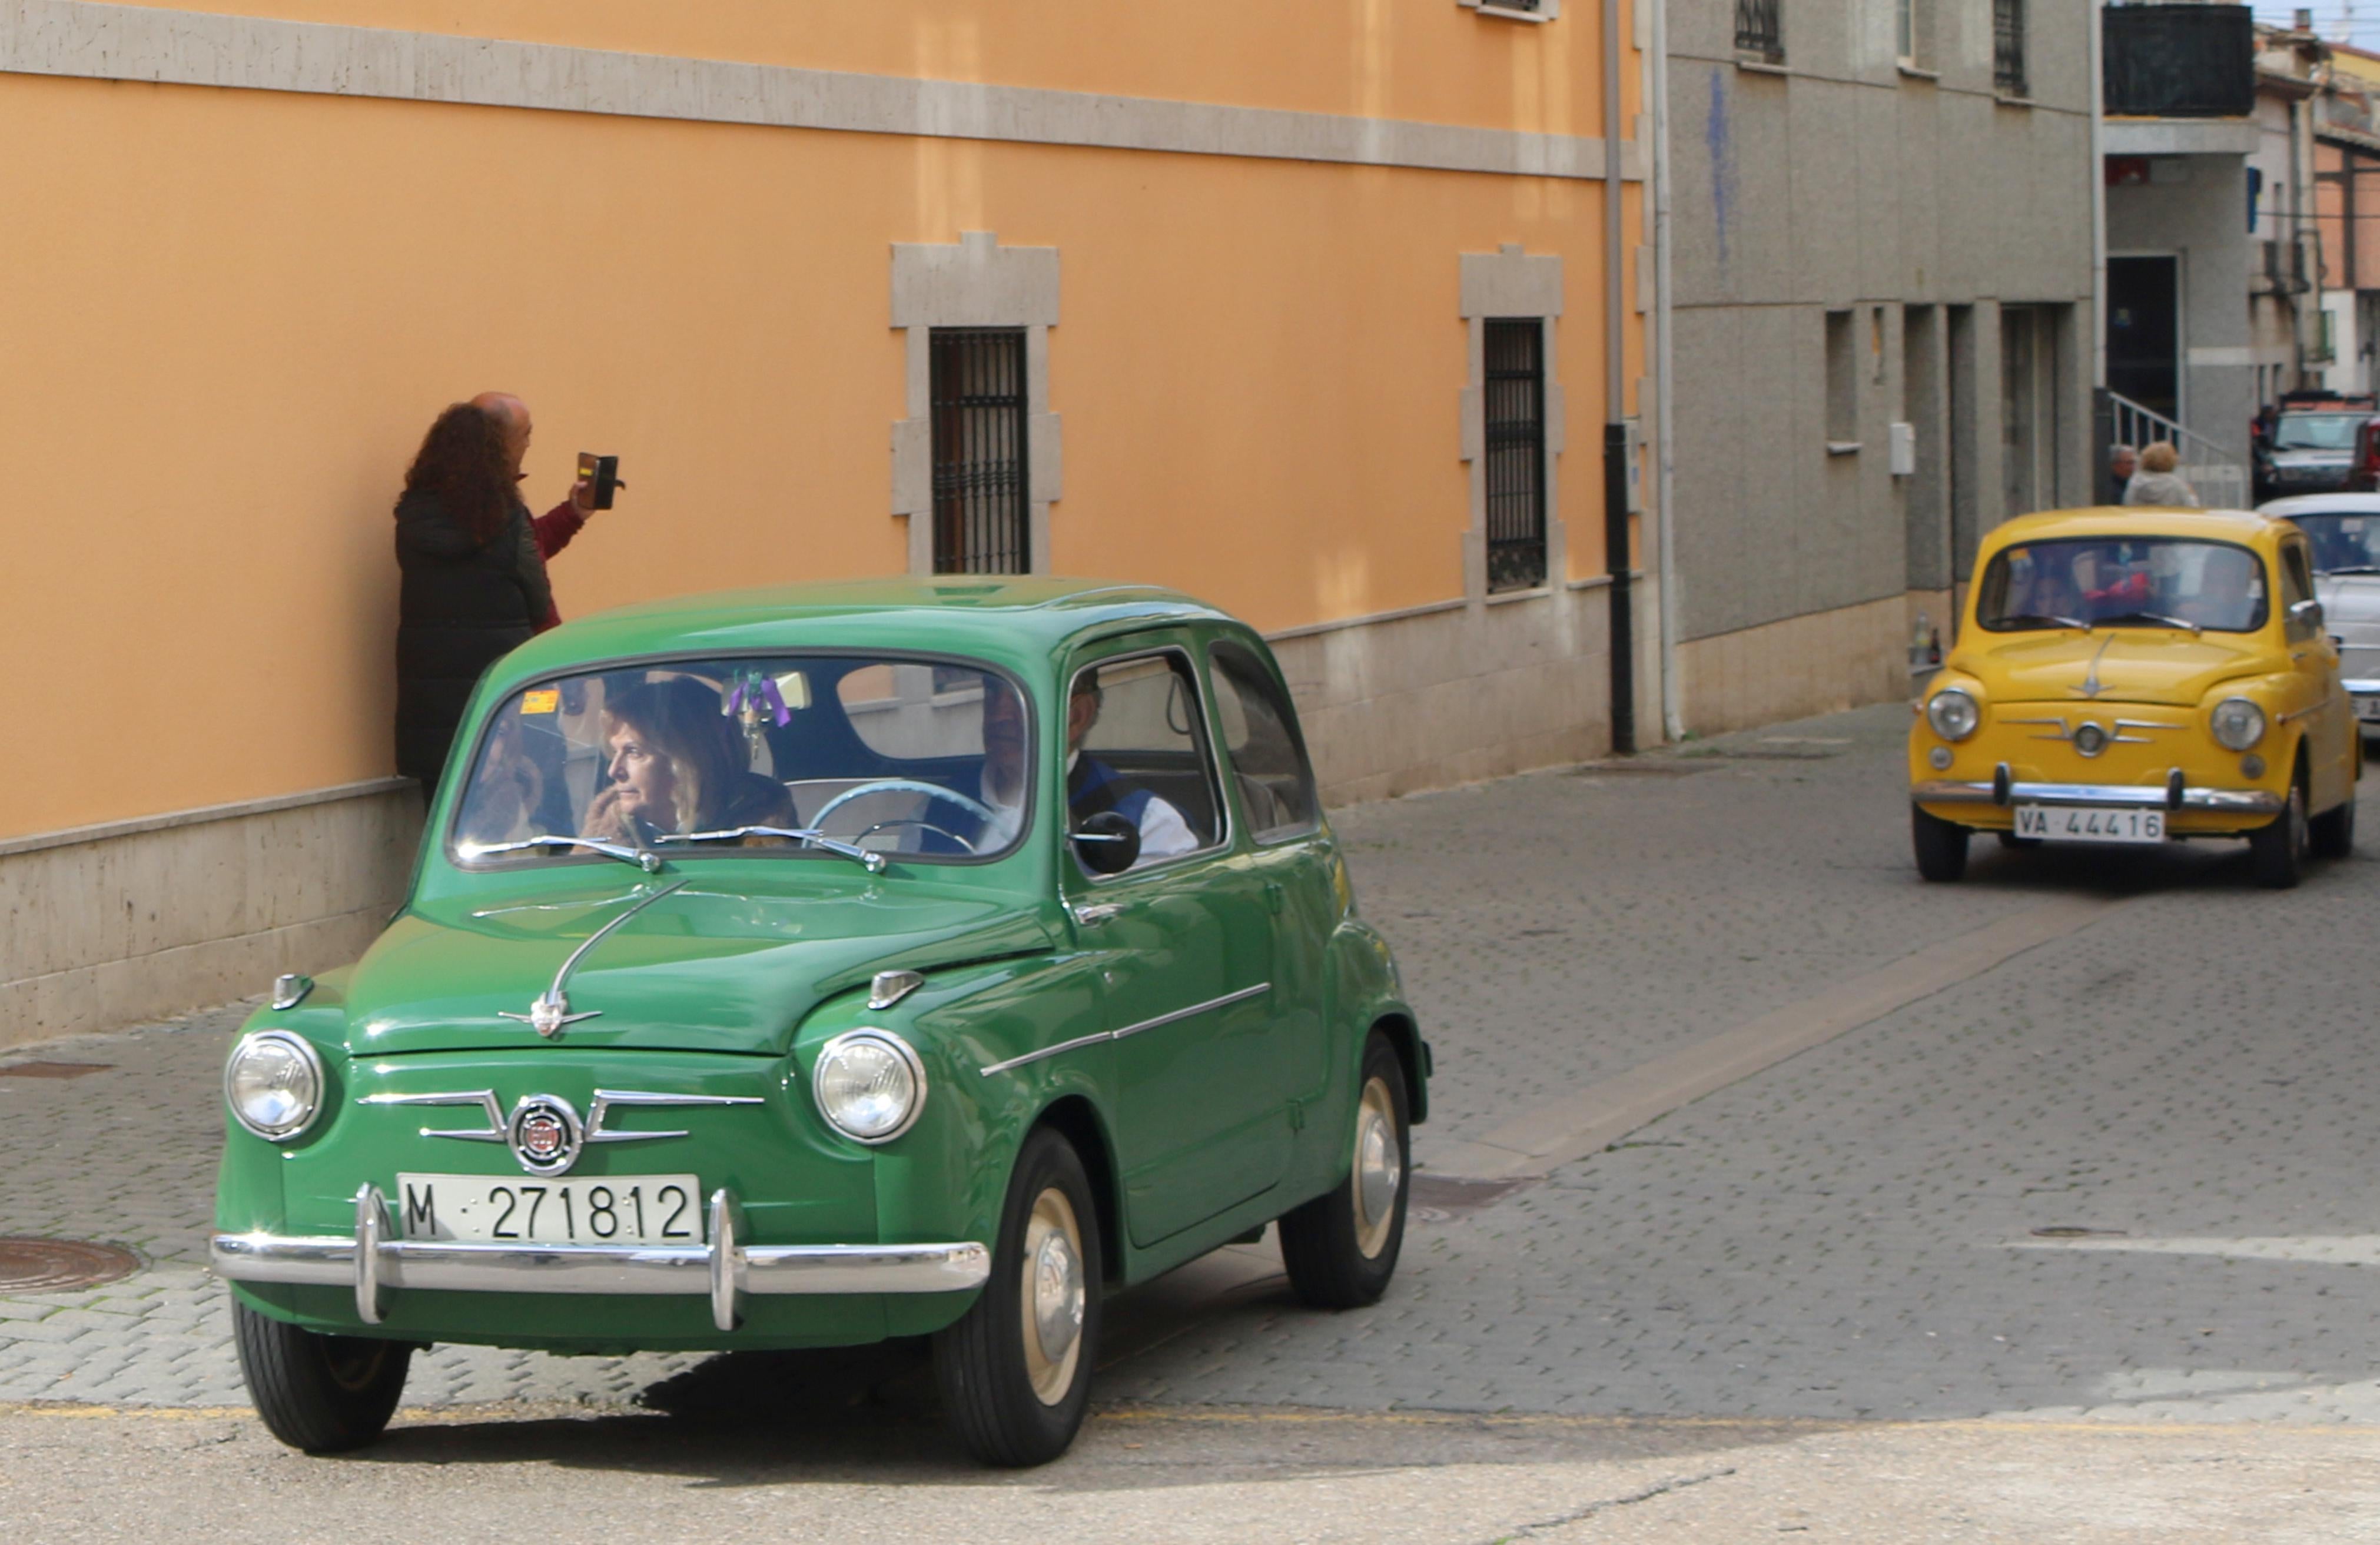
[{"xmin": 8, "ymin": 702, "xmax": 2380, "ymax": 1436}]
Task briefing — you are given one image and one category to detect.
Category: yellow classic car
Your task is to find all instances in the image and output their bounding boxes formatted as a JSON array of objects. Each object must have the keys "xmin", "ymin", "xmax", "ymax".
[{"xmin": 1908, "ymin": 507, "xmax": 2362, "ymax": 888}]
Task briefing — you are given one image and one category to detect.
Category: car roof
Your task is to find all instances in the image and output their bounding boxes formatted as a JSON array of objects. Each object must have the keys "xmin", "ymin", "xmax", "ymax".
[
  {"xmin": 492, "ymin": 576, "xmax": 1240, "ymax": 690},
  {"xmin": 1983, "ymin": 506, "xmax": 2282, "ymax": 549},
  {"xmin": 2258, "ymin": 493, "xmax": 2380, "ymax": 517}
]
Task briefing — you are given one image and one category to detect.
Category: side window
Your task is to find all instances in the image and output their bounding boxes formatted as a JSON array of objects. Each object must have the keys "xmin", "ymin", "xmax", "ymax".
[
  {"xmin": 2281, "ymin": 542, "xmax": 2316, "ymax": 640},
  {"xmin": 1207, "ymin": 641, "xmax": 1320, "ymax": 842},
  {"xmin": 1068, "ymin": 650, "xmax": 1224, "ymax": 865}
]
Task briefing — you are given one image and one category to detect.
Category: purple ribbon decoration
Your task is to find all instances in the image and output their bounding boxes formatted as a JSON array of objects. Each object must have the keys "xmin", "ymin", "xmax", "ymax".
[{"xmin": 725, "ymin": 674, "xmax": 792, "ymax": 727}]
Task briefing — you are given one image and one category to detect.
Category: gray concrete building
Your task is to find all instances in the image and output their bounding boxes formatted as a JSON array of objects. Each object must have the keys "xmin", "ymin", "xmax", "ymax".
[{"xmin": 1662, "ymin": 0, "xmax": 2094, "ymax": 734}]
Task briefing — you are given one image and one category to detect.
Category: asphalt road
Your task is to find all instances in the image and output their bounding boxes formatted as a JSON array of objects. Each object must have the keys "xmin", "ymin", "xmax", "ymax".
[{"xmin": 6, "ymin": 702, "xmax": 2380, "ymax": 1540}]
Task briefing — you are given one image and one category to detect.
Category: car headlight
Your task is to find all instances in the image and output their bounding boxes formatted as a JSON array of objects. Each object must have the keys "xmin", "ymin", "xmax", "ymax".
[
  {"xmin": 812, "ymin": 1029, "xmax": 926, "ymax": 1144},
  {"xmin": 1926, "ymin": 687, "xmax": 1980, "ymax": 742},
  {"xmin": 224, "ymin": 1030, "xmax": 324, "ymax": 1142},
  {"xmin": 2210, "ymin": 697, "xmax": 2267, "ymax": 752}
]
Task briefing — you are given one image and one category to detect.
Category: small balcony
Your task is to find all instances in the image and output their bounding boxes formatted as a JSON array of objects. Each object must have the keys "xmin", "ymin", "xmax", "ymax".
[{"xmin": 2103, "ymin": 4, "xmax": 2254, "ymax": 119}]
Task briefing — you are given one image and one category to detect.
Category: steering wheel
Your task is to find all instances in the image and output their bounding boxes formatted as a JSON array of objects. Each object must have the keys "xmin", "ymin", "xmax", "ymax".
[
  {"xmin": 855, "ymin": 819, "xmax": 980, "ymax": 856},
  {"xmin": 809, "ymin": 780, "xmax": 997, "ymax": 840}
]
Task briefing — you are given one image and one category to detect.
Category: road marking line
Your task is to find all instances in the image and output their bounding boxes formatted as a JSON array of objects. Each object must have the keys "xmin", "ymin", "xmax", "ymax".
[
  {"xmin": 1426, "ymin": 893, "xmax": 2128, "ymax": 1181},
  {"xmin": 2009, "ymin": 1235, "xmax": 2380, "ymax": 1265}
]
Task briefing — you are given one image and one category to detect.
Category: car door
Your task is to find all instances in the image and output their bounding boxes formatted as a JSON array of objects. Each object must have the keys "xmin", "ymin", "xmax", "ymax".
[
  {"xmin": 2277, "ymin": 534, "xmax": 2355, "ymax": 809},
  {"xmin": 1061, "ymin": 636, "xmax": 1287, "ymax": 1247},
  {"xmin": 1203, "ymin": 635, "xmax": 1337, "ymax": 1117}
]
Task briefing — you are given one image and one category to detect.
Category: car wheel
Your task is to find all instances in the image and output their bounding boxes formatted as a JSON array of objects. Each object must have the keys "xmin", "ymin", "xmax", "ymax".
[
  {"xmin": 2250, "ymin": 772, "xmax": 2311, "ymax": 889},
  {"xmin": 2311, "ymin": 787, "xmax": 2356, "ymax": 859},
  {"xmin": 232, "ymin": 1300, "xmax": 411, "ymax": 1453},
  {"xmin": 1912, "ymin": 806, "xmax": 1969, "ymax": 882},
  {"xmin": 933, "ymin": 1126, "xmax": 1101, "ymax": 1467},
  {"xmin": 1279, "ymin": 1030, "xmax": 1409, "ymax": 1311}
]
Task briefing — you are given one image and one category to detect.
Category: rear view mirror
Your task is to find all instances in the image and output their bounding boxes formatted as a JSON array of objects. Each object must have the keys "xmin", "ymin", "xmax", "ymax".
[{"xmin": 1070, "ymin": 811, "xmax": 1140, "ymax": 875}]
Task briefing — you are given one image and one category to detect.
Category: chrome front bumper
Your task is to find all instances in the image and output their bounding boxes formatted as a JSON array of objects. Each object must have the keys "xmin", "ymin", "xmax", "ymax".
[
  {"xmin": 1913, "ymin": 773, "xmax": 2283, "ymax": 815},
  {"xmin": 211, "ymin": 1186, "xmax": 991, "ymax": 1333}
]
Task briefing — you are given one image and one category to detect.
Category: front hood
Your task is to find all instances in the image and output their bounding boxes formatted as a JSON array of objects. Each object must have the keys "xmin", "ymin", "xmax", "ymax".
[
  {"xmin": 1960, "ymin": 629, "xmax": 2266, "ymax": 707},
  {"xmin": 345, "ymin": 874, "xmax": 1051, "ymax": 1057}
]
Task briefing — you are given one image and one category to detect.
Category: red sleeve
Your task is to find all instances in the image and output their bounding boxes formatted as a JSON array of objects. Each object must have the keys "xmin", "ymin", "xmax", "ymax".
[{"xmin": 532, "ymin": 501, "xmax": 586, "ymax": 560}]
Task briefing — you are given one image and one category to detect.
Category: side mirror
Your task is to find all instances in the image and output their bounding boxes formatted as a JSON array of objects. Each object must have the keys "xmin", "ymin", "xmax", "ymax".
[
  {"xmin": 2290, "ymin": 597, "xmax": 2325, "ymax": 633},
  {"xmin": 1070, "ymin": 810, "xmax": 1140, "ymax": 875}
]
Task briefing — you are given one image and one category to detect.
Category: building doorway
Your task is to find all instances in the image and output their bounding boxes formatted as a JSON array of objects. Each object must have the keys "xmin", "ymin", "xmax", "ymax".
[{"xmin": 2108, "ymin": 254, "xmax": 2180, "ymax": 423}]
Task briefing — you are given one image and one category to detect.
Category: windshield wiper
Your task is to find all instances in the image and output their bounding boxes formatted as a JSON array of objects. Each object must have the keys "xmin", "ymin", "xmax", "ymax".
[
  {"xmin": 2097, "ymin": 610, "xmax": 2202, "ymax": 636},
  {"xmin": 458, "ymin": 833, "xmax": 665, "ymax": 872},
  {"xmin": 652, "ymin": 825, "xmax": 888, "ymax": 874},
  {"xmin": 2000, "ymin": 613, "xmax": 2092, "ymax": 632}
]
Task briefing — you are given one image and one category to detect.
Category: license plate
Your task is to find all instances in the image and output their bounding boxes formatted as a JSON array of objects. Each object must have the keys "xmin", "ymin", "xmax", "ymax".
[
  {"xmin": 394, "ymin": 1173, "xmax": 702, "ymax": 1244},
  {"xmin": 2012, "ymin": 806, "xmax": 2166, "ymax": 844},
  {"xmin": 2357, "ymin": 695, "xmax": 2380, "ymax": 722}
]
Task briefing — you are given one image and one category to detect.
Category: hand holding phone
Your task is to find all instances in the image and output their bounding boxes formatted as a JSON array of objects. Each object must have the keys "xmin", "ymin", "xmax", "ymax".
[{"xmin": 575, "ymin": 453, "xmax": 626, "ymax": 511}]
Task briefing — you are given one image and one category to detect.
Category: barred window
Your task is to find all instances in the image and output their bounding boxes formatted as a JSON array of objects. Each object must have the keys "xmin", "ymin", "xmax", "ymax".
[
  {"xmin": 1993, "ymin": 0, "xmax": 2027, "ymax": 96},
  {"xmin": 929, "ymin": 328, "xmax": 1029, "ymax": 574},
  {"xmin": 1483, "ymin": 318, "xmax": 1548, "ymax": 594},
  {"xmin": 1735, "ymin": 0, "xmax": 1782, "ymax": 62}
]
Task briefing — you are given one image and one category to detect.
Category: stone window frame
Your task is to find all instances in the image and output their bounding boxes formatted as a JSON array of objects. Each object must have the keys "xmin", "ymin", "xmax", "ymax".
[
  {"xmin": 1459, "ymin": 244, "xmax": 1566, "ymax": 602},
  {"xmin": 891, "ymin": 232, "xmax": 1062, "ymax": 577},
  {"xmin": 1458, "ymin": 0, "xmax": 1560, "ymax": 22}
]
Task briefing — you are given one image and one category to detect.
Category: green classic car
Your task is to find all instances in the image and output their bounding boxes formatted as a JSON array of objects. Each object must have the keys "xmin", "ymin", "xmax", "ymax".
[{"xmin": 213, "ymin": 579, "xmax": 1428, "ymax": 1466}]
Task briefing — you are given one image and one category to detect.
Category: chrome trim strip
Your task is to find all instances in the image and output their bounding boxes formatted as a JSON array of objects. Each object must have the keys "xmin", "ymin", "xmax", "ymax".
[
  {"xmin": 708, "ymin": 1190, "xmax": 743, "ymax": 1331},
  {"xmin": 354, "ymin": 1185, "xmax": 388, "ymax": 1325},
  {"xmin": 977, "ymin": 982, "xmax": 1273, "ymax": 1077},
  {"xmin": 210, "ymin": 1230, "xmax": 990, "ymax": 1298},
  {"xmin": 1913, "ymin": 780, "xmax": 2285, "ymax": 813},
  {"xmin": 360, "ymin": 1089, "xmax": 507, "ymax": 1142},
  {"xmin": 363, "ymin": 1088, "xmax": 763, "ymax": 1149}
]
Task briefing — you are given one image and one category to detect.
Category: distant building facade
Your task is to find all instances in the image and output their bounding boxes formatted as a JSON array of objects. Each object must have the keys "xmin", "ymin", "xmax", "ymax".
[{"xmin": 1664, "ymin": 0, "xmax": 2094, "ymax": 735}]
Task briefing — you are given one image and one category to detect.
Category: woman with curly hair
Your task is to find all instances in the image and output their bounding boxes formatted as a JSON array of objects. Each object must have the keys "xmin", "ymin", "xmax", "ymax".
[
  {"xmin": 393, "ymin": 393, "xmax": 600, "ymax": 795},
  {"xmin": 580, "ymin": 676, "xmax": 797, "ymax": 845}
]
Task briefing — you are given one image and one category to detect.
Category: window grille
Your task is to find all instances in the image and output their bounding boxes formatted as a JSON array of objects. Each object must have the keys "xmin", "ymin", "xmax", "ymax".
[
  {"xmin": 1483, "ymin": 318, "xmax": 1548, "ymax": 593},
  {"xmin": 929, "ymin": 328, "xmax": 1029, "ymax": 575},
  {"xmin": 1735, "ymin": 0, "xmax": 1782, "ymax": 61},
  {"xmin": 1993, "ymin": 0, "xmax": 2027, "ymax": 96}
]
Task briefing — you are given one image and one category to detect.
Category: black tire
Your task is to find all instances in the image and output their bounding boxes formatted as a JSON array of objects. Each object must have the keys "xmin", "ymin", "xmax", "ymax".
[
  {"xmin": 2311, "ymin": 786, "xmax": 2357, "ymax": 859},
  {"xmin": 1996, "ymin": 831, "xmax": 2043, "ymax": 850},
  {"xmin": 2250, "ymin": 769, "xmax": 2311, "ymax": 889},
  {"xmin": 1279, "ymin": 1031, "xmax": 1410, "ymax": 1310},
  {"xmin": 933, "ymin": 1126, "xmax": 1102, "ymax": 1467},
  {"xmin": 1912, "ymin": 806, "xmax": 1970, "ymax": 882},
  {"xmin": 231, "ymin": 1300, "xmax": 411, "ymax": 1453}
]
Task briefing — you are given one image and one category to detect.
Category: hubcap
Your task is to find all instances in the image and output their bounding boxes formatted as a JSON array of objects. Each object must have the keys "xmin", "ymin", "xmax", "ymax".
[
  {"xmin": 1019, "ymin": 1188, "xmax": 1086, "ymax": 1406},
  {"xmin": 1350, "ymin": 1076, "xmax": 1402, "ymax": 1260}
]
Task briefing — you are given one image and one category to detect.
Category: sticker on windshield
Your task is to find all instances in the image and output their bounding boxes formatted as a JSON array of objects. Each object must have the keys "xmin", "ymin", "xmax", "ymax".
[{"xmin": 520, "ymin": 689, "xmax": 560, "ymax": 715}]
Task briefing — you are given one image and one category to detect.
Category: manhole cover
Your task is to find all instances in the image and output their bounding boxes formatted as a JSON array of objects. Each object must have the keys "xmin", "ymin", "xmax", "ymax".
[{"xmin": 0, "ymin": 1238, "xmax": 142, "ymax": 1292}]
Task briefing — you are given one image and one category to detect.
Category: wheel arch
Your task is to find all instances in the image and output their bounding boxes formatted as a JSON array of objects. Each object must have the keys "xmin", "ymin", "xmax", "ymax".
[
  {"xmin": 1369, "ymin": 1012, "xmax": 1428, "ymax": 1125},
  {"xmin": 1031, "ymin": 1094, "xmax": 1124, "ymax": 1285}
]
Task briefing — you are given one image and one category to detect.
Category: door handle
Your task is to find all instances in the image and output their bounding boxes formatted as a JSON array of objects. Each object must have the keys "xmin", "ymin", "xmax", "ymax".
[
  {"xmin": 1263, "ymin": 882, "xmax": 1284, "ymax": 916},
  {"xmin": 1071, "ymin": 902, "xmax": 1123, "ymax": 928}
]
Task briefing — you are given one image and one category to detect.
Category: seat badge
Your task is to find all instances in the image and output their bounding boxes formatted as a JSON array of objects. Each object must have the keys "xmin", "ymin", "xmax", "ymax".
[{"xmin": 508, "ymin": 1095, "xmax": 584, "ymax": 1177}]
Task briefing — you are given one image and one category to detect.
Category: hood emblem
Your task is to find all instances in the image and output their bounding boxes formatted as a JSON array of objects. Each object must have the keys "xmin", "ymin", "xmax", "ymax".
[
  {"xmin": 507, "ymin": 1094, "xmax": 583, "ymax": 1177},
  {"xmin": 498, "ymin": 879, "xmax": 688, "ymax": 1041},
  {"xmin": 2070, "ymin": 634, "xmax": 2115, "ymax": 700}
]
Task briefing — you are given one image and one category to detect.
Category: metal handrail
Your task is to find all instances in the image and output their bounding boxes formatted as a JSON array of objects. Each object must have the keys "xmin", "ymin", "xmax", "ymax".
[{"xmin": 2106, "ymin": 390, "xmax": 2240, "ymax": 469}]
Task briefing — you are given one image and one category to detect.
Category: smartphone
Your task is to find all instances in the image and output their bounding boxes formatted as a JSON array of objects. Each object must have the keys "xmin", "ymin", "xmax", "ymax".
[{"xmin": 576, "ymin": 453, "xmax": 625, "ymax": 511}]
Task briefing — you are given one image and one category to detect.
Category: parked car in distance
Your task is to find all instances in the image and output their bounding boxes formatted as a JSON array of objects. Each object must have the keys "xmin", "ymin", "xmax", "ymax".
[
  {"xmin": 2258, "ymin": 410, "xmax": 2371, "ymax": 500},
  {"xmin": 211, "ymin": 578, "xmax": 1428, "ymax": 1466},
  {"xmin": 2260, "ymin": 493, "xmax": 2380, "ymax": 741},
  {"xmin": 1908, "ymin": 507, "xmax": 2361, "ymax": 888}
]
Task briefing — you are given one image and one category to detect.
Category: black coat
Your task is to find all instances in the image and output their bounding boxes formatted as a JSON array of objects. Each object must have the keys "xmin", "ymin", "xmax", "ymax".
[{"xmin": 393, "ymin": 491, "xmax": 553, "ymax": 789}]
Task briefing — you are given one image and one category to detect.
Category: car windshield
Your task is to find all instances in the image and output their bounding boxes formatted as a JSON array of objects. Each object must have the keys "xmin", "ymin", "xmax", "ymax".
[
  {"xmin": 2273, "ymin": 414, "xmax": 2364, "ymax": 451},
  {"xmin": 449, "ymin": 655, "xmax": 1032, "ymax": 865},
  {"xmin": 1977, "ymin": 537, "xmax": 2269, "ymax": 633},
  {"xmin": 2279, "ymin": 511, "xmax": 2380, "ymax": 573}
]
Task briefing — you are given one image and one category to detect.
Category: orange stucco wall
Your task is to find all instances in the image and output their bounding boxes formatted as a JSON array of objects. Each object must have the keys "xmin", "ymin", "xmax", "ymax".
[{"xmin": 0, "ymin": 2, "xmax": 1642, "ymax": 840}]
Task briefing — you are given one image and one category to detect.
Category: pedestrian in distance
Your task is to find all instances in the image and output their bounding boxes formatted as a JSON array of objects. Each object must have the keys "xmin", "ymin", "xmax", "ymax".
[
  {"xmin": 2122, "ymin": 441, "xmax": 2198, "ymax": 508},
  {"xmin": 2107, "ymin": 442, "xmax": 2137, "ymax": 504},
  {"xmin": 393, "ymin": 392, "xmax": 604, "ymax": 801}
]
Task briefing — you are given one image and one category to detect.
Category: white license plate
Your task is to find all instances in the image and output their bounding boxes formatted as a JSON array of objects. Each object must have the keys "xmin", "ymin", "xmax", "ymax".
[
  {"xmin": 394, "ymin": 1173, "xmax": 702, "ymax": 1244},
  {"xmin": 2012, "ymin": 806, "xmax": 2166, "ymax": 844},
  {"xmin": 2356, "ymin": 695, "xmax": 2380, "ymax": 722}
]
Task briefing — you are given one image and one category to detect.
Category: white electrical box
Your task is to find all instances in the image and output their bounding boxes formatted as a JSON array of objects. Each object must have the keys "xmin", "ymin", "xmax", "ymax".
[{"xmin": 1888, "ymin": 421, "xmax": 1917, "ymax": 477}]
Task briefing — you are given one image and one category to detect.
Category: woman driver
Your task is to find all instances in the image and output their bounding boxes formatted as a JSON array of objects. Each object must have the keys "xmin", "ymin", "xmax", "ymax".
[{"xmin": 580, "ymin": 676, "xmax": 796, "ymax": 845}]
